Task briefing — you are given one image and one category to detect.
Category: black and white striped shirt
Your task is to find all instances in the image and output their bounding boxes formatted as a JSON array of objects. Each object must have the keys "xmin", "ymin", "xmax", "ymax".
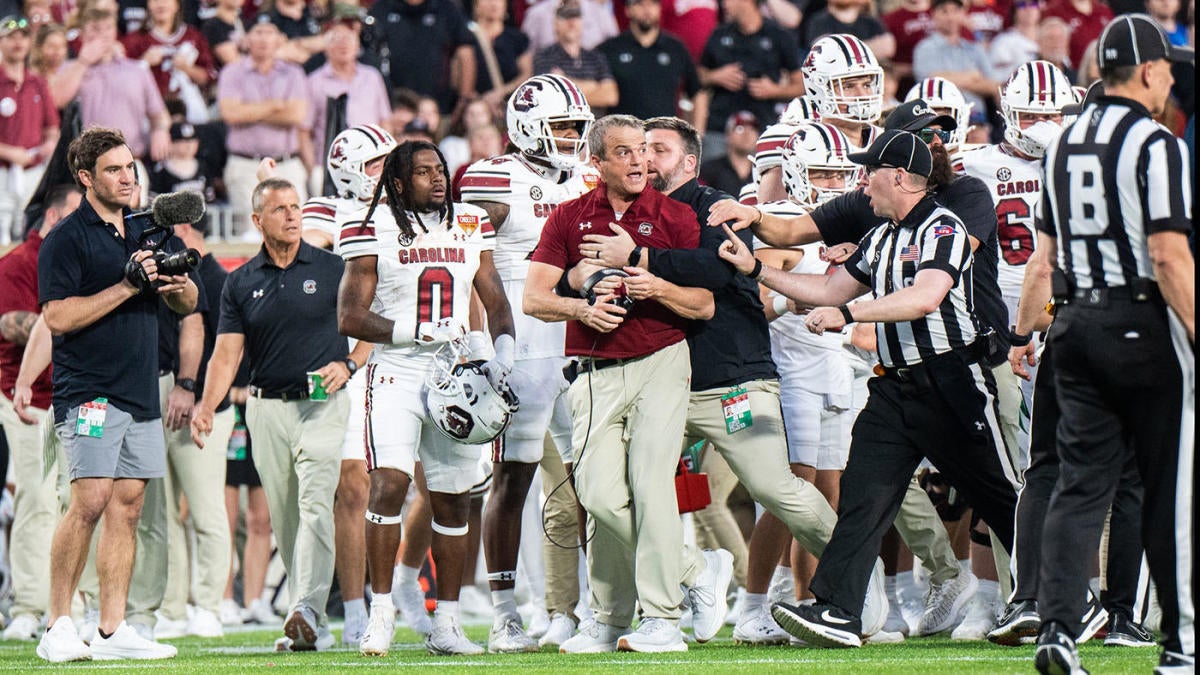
[
  {"xmin": 1038, "ymin": 96, "xmax": 1193, "ymax": 291},
  {"xmin": 846, "ymin": 196, "xmax": 977, "ymax": 368}
]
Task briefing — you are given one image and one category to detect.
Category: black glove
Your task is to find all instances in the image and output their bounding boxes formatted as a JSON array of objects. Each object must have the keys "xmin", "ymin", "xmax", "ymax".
[{"xmin": 124, "ymin": 253, "xmax": 154, "ymax": 294}]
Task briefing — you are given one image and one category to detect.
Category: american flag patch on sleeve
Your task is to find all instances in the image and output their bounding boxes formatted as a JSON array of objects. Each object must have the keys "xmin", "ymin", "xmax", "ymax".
[{"xmin": 898, "ymin": 245, "xmax": 920, "ymax": 261}]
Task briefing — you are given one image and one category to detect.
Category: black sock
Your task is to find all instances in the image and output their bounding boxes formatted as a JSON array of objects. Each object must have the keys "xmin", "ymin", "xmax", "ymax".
[{"xmin": 98, "ymin": 628, "xmax": 113, "ymax": 639}]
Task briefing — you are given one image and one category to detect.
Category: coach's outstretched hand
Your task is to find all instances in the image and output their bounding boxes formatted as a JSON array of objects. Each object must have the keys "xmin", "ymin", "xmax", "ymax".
[
  {"xmin": 707, "ymin": 199, "xmax": 760, "ymax": 231},
  {"xmin": 717, "ymin": 224, "xmax": 757, "ymax": 275}
]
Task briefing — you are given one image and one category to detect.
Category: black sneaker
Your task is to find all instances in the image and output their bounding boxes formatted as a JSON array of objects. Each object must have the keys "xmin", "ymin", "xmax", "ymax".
[
  {"xmin": 770, "ymin": 602, "xmax": 862, "ymax": 648},
  {"xmin": 1034, "ymin": 621, "xmax": 1089, "ymax": 675},
  {"xmin": 988, "ymin": 599, "xmax": 1040, "ymax": 646},
  {"xmin": 1103, "ymin": 612, "xmax": 1155, "ymax": 647},
  {"xmin": 1076, "ymin": 593, "xmax": 1108, "ymax": 644},
  {"xmin": 1154, "ymin": 651, "xmax": 1194, "ymax": 674}
]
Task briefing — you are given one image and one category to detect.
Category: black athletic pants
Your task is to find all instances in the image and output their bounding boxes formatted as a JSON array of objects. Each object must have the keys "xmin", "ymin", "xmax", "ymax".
[
  {"xmin": 1039, "ymin": 297, "xmax": 1193, "ymax": 653},
  {"xmin": 810, "ymin": 350, "xmax": 1020, "ymax": 615}
]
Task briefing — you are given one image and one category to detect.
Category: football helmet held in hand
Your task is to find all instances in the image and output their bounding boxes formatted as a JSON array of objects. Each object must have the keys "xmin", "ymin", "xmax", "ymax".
[{"xmin": 426, "ymin": 342, "xmax": 519, "ymax": 445}]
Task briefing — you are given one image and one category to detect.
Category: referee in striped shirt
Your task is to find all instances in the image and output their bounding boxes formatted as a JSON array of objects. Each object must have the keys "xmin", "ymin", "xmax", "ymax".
[
  {"xmin": 1030, "ymin": 15, "xmax": 1194, "ymax": 675},
  {"xmin": 718, "ymin": 129, "xmax": 1019, "ymax": 648}
]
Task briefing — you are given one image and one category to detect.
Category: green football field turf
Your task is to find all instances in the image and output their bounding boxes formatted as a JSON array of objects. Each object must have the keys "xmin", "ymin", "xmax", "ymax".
[{"xmin": 0, "ymin": 624, "xmax": 1163, "ymax": 673}]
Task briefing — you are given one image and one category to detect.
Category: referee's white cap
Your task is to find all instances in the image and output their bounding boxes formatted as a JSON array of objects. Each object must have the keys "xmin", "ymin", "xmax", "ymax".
[{"xmin": 1097, "ymin": 13, "xmax": 1194, "ymax": 69}]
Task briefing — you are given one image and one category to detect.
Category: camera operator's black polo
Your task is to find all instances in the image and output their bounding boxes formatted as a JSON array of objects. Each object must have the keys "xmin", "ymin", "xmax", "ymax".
[
  {"xmin": 217, "ymin": 241, "xmax": 346, "ymax": 394},
  {"xmin": 39, "ymin": 198, "xmax": 162, "ymax": 425}
]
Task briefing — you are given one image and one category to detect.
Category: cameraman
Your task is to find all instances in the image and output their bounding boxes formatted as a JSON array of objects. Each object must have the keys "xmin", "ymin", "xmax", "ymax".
[{"xmin": 34, "ymin": 127, "xmax": 195, "ymax": 663}]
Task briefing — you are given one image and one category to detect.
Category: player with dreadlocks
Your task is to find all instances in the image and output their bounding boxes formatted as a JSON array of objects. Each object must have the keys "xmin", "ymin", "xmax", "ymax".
[{"xmin": 336, "ymin": 140, "xmax": 517, "ymax": 657}]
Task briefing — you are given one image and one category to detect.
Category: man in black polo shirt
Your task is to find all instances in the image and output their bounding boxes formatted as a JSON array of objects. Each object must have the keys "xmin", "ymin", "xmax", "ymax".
[
  {"xmin": 597, "ymin": 0, "xmax": 700, "ymax": 120},
  {"xmin": 191, "ymin": 178, "xmax": 355, "ymax": 652},
  {"xmin": 696, "ymin": 0, "xmax": 805, "ymax": 159},
  {"xmin": 35, "ymin": 127, "xmax": 196, "ymax": 663},
  {"xmin": 366, "ymin": 0, "xmax": 476, "ymax": 113},
  {"xmin": 718, "ymin": 130, "xmax": 1018, "ymax": 648}
]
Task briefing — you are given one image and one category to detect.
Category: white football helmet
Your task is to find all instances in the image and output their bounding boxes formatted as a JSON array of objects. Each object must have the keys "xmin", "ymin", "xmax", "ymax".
[
  {"xmin": 1000, "ymin": 60, "xmax": 1074, "ymax": 158},
  {"xmin": 507, "ymin": 74, "xmax": 595, "ymax": 170},
  {"xmin": 326, "ymin": 124, "xmax": 397, "ymax": 201},
  {"xmin": 1061, "ymin": 85, "xmax": 1088, "ymax": 126},
  {"xmin": 779, "ymin": 96, "xmax": 821, "ymax": 126},
  {"xmin": 904, "ymin": 77, "xmax": 973, "ymax": 148},
  {"xmin": 802, "ymin": 34, "xmax": 884, "ymax": 124},
  {"xmin": 781, "ymin": 122, "xmax": 861, "ymax": 207},
  {"xmin": 425, "ymin": 343, "xmax": 519, "ymax": 445}
]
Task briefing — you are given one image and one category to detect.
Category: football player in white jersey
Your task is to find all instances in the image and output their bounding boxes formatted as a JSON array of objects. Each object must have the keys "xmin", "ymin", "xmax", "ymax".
[
  {"xmin": 736, "ymin": 122, "xmax": 865, "ymax": 644},
  {"xmin": 289, "ymin": 124, "xmax": 397, "ymax": 644},
  {"xmin": 336, "ymin": 141, "xmax": 517, "ymax": 657},
  {"xmin": 802, "ymin": 34, "xmax": 885, "ymax": 150},
  {"xmin": 903, "ymin": 77, "xmax": 975, "ymax": 170},
  {"xmin": 458, "ymin": 74, "xmax": 600, "ymax": 652},
  {"xmin": 959, "ymin": 60, "xmax": 1073, "ymax": 395}
]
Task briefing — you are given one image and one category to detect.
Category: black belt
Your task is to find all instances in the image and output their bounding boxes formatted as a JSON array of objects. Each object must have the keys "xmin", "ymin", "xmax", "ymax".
[
  {"xmin": 1055, "ymin": 280, "xmax": 1161, "ymax": 307},
  {"xmin": 876, "ymin": 349, "xmax": 973, "ymax": 387},
  {"xmin": 248, "ymin": 385, "xmax": 309, "ymax": 401},
  {"xmin": 232, "ymin": 153, "xmax": 296, "ymax": 163},
  {"xmin": 579, "ymin": 354, "xmax": 649, "ymax": 373}
]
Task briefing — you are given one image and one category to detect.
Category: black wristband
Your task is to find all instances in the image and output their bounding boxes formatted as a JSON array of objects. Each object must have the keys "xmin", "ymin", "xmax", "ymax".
[
  {"xmin": 176, "ymin": 377, "xmax": 196, "ymax": 393},
  {"xmin": 1010, "ymin": 330, "xmax": 1033, "ymax": 347},
  {"xmin": 839, "ymin": 305, "xmax": 855, "ymax": 325},
  {"xmin": 747, "ymin": 259, "xmax": 764, "ymax": 280},
  {"xmin": 628, "ymin": 245, "xmax": 644, "ymax": 267},
  {"xmin": 343, "ymin": 358, "xmax": 358, "ymax": 376}
]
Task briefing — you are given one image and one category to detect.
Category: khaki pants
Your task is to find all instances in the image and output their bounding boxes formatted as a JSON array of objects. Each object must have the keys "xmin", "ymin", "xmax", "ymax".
[
  {"xmin": 679, "ymin": 380, "xmax": 838, "ymax": 585},
  {"xmin": 160, "ymin": 405, "xmax": 235, "ymax": 618},
  {"xmin": 895, "ymin": 476, "xmax": 962, "ymax": 586},
  {"xmin": 691, "ymin": 447, "xmax": 749, "ymax": 587},
  {"xmin": 126, "ymin": 375, "xmax": 176, "ymax": 626},
  {"xmin": 570, "ymin": 341, "xmax": 690, "ymax": 626},
  {"xmin": 246, "ymin": 392, "xmax": 348, "ymax": 624},
  {"xmin": 539, "ymin": 434, "xmax": 581, "ymax": 618},
  {"xmin": 0, "ymin": 396, "xmax": 65, "ymax": 620}
]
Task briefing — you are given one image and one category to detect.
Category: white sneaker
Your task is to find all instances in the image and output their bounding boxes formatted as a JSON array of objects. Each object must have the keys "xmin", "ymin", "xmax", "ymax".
[
  {"xmin": 726, "ymin": 587, "xmax": 749, "ymax": 626},
  {"xmin": 617, "ymin": 617, "xmax": 688, "ymax": 653},
  {"xmin": 867, "ymin": 628, "xmax": 906, "ymax": 644},
  {"xmin": 152, "ymin": 615, "xmax": 187, "ymax": 640},
  {"xmin": 3, "ymin": 614, "xmax": 40, "ymax": 641},
  {"xmin": 488, "ymin": 616, "xmax": 538, "ymax": 653},
  {"xmin": 394, "ymin": 581, "xmax": 433, "ymax": 636},
  {"xmin": 359, "ymin": 605, "xmax": 395, "ymax": 657},
  {"xmin": 861, "ymin": 559, "xmax": 890, "ymax": 638},
  {"xmin": 243, "ymin": 598, "xmax": 278, "ymax": 624},
  {"xmin": 186, "ymin": 608, "xmax": 224, "ymax": 638},
  {"xmin": 686, "ymin": 549, "xmax": 734, "ymax": 643},
  {"xmin": 951, "ymin": 591, "xmax": 999, "ymax": 641},
  {"xmin": 917, "ymin": 572, "xmax": 978, "ymax": 636},
  {"xmin": 342, "ymin": 610, "xmax": 367, "ymax": 646},
  {"xmin": 425, "ymin": 615, "xmax": 484, "ymax": 655},
  {"xmin": 36, "ymin": 617, "xmax": 91, "ymax": 662},
  {"xmin": 539, "ymin": 612, "xmax": 576, "ymax": 647},
  {"xmin": 732, "ymin": 606, "xmax": 788, "ymax": 645},
  {"xmin": 283, "ymin": 605, "xmax": 320, "ymax": 651},
  {"xmin": 524, "ymin": 605, "xmax": 550, "ymax": 640},
  {"xmin": 78, "ymin": 608, "xmax": 99, "ymax": 644},
  {"xmin": 218, "ymin": 599, "xmax": 244, "ymax": 626},
  {"xmin": 91, "ymin": 622, "xmax": 177, "ymax": 660},
  {"xmin": 560, "ymin": 619, "xmax": 623, "ymax": 654}
]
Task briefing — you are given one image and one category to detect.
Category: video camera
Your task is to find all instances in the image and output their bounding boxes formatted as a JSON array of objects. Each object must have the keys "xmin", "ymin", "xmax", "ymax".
[{"xmin": 122, "ymin": 191, "xmax": 206, "ymax": 292}]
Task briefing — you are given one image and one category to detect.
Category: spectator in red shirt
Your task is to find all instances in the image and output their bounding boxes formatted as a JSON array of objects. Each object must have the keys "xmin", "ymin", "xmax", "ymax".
[
  {"xmin": 884, "ymin": 0, "xmax": 936, "ymax": 89},
  {"xmin": 1041, "ymin": 0, "xmax": 1113, "ymax": 70},
  {"xmin": 661, "ymin": 0, "xmax": 720, "ymax": 63},
  {"xmin": 120, "ymin": 0, "xmax": 217, "ymax": 123},
  {"xmin": 965, "ymin": 0, "xmax": 1012, "ymax": 45},
  {"xmin": 0, "ymin": 184, "xmax": 82, "ymax": 642},
  {"xmin": 0, "ymin": 15, "xmax": 60, "ymax": 244}
]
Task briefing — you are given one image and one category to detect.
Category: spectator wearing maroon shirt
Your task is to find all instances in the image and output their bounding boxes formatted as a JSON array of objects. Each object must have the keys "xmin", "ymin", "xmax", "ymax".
[
  {"xmin": 120, "ymin": 0, "xmax": 217, "ymax": 122},
  {"xmin": 1041, "ymin": 0, "xmax": 1113, "ymax": 70},
  {"xmin": 965, "ymin": 0, "xmax": 1012, "ymax": 45},
  {"xmin": 0, "ymin": 185, "xmax": 82, "ymax": 642},
  {"xmin": 0, "ymin": 15, "xmax": 59, "ymax": 243}
]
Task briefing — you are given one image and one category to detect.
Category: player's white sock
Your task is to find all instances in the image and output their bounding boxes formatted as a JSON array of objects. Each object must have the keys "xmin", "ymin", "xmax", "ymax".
[
  {"xmin": 345, "ymin": 598, "xmax": 368, "ymax": 624},
  {"xmin": 885, "ymin": 575, "xmax": 899, "ymax": 602},
  {"xmin": 896, "ymin": 570, "xmax": 916, "ymax": 601},
  {"xmin": 976, "ymin": 578, "xmax": 1000, "ymax": 603},
  {"xmin": 397, "ymin": 563, "xmax": 421, "ymax": 586},
  {"xmin": 743, "ymin": 592, "xmax": 768, "ymax": 613},
  {"xmin": 371, "ymin": 593, "xmax": 394, "ymax": 612},
  {"xmin": 435, "ymin": 600, "xmax": 460, "ymax": 622},
  {"xmin": 491, "ymin": 589, "xmax": 518, "ymax": 628}
]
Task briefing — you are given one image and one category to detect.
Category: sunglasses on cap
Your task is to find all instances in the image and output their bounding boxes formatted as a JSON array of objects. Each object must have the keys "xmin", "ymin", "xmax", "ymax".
[
  {"xmin": 1, "ymin": 17, "xmax": 29, "ymax": 33},
  {"xmin": 917, "ymin": 128, "xmax": 954, "ymax": 144}
]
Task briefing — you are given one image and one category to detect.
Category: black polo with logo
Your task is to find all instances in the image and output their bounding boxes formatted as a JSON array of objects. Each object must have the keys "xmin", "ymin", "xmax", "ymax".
[
  {"xmin": 217, "ymin": 241, "xmax": 347, "ymax": 393},
  {"xmin": 598, "ymin": 30, "xmax": 701, "ymax": 120}
]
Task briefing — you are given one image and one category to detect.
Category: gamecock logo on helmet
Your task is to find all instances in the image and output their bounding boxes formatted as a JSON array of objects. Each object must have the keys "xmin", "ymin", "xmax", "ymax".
[
  {"xmin": 443, "ymin": 406, "xmax": 475, "ymax": 439},
  {"xmin": 512, "ymin": 82, "xmax": 543, "ymax": 112}
]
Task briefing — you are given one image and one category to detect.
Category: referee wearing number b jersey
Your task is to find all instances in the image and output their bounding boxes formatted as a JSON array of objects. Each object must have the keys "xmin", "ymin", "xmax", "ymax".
[
  {"xmin": 1032, "ymin": 15, "xmax": 1195, "ymax": 675},
  {"xmin": 719, "ymin": 129, "xmax": 1019, "ymax": 648}
]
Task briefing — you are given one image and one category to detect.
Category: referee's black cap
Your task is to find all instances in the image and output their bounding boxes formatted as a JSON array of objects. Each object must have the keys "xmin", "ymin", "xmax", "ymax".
[
  {"xmin": 1097, "ymin": 14, "xmax": 1194, "ymax": 69},
  {"xmin": 848, "ymin": 129, "xmax": 933, "ymax": 178}
]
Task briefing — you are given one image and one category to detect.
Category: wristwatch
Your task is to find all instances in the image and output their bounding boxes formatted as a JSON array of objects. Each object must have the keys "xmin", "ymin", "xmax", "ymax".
[
  {"xmin": 176, "ymin": 378, "xmax": 196, "ymax": 393},
  {"xmin": 343, "ymin": 358, "xmax": 358, "ymax": 376}
]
